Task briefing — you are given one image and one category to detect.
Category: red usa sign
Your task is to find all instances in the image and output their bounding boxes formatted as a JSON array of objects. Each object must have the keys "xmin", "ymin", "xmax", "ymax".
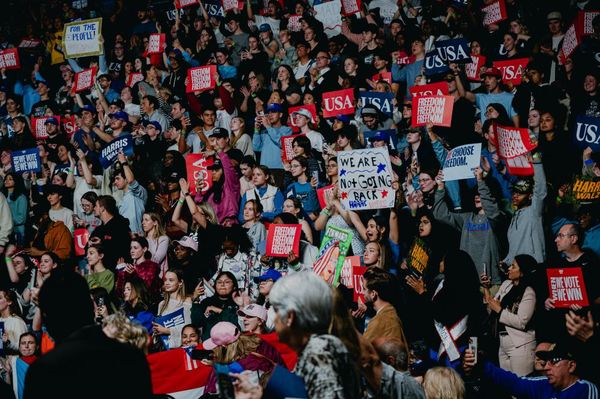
[
  {"xmin": 61, "ymin": 115, "xmax": 77, "ymax": 138},
  {"xmin": 322, "ymin": 88, "xmax": 355, "ymax": 118},
  {"xmin": 465, "ymin": 54, "xmax": 486, "ymax": 81},
  {"xmin": 492, "ymin": 58, "xmax": 529, "ymax": 85},
  {"xmin": 147, "ymin": 33, "xmax": 166, "ymax": 55},
  {"xmin": 341, "ymin": 0, "xmax": 361, "ymax": 16},
  {"xmin": 186, "ymin": 65, "xmax": 217, "ymax": 93},
  {"xmin": 409, "ymin": 81, "xmax": 449, "ymax": 98},
  {"xmin": 372, "ymin": 71, "xmax": 392, "ymax": 85},
  {"xmin": 0, "ymin": 48, "xmax": 20, "ymax": 70},
  {"xmin": 481, "ymin": 0, "xmax": 507, "ymax": 25},
  {"xmin": 126, "ymin": 72, "xmax": 144, "ymax": 88},
  {"xmin": 185, "ymin": 153, "xmax": 213, "ymax": 195}
]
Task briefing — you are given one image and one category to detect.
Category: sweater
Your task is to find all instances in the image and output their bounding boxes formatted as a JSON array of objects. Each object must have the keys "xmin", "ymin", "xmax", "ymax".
[
  {"xmin": 44, "ymin": 221, "xmax": 73, "ymax": 260},
  {"xmin": 0, "ymin": 315, "xmax": 27, "ymax": 352},
  {"xmin": 252, "ymin": 125, "xmax": 292, "ymax": 169},
  {"xmin": 85, "ymin": 269, "xmax": 115, "ymax": 293}
]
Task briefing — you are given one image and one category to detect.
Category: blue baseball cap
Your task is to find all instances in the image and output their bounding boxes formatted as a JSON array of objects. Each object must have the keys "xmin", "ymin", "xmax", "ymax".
[
  {"xmin": 44, "ymin": 117, "xmax": 59, "ymax": 126},
  {"xmin": 368, "ymin": 130, "xmax": 390, "ymax": 142},
  {"xmin": 109, "ymin": 111, "xmax": 129, "ymax": 122},
  {"xmin": 259, "ymin": 23, "xmax": 272, "ymax": 32},
  {"xmin": 78, "ymin": 104, "xmax": 97, "ymax": 114},
  {"xmin": 266, "ymin": 103, "xmax": 283, "ymax": 113},
  {"xmin": 143, "ymin": 120, "xmax": 162, "ymax": 131},
  {"xmin": 253, "ymin": 269, "xmax": 282, "ymax": 283},
  {"xmin": 335, "ymin": 114, "xmax": 351, "ymax": 123}
]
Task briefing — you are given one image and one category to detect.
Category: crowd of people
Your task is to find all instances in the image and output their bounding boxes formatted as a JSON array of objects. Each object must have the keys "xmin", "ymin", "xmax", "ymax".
[{"xmin": 0, "ymin": 0, "xmax": 599, "ymax": 397}]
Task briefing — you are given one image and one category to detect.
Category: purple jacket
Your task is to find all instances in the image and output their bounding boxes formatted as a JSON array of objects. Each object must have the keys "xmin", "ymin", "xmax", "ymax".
[{"xmin": 195, "ymin": 152, "xmax": 240, "ymax": 225}]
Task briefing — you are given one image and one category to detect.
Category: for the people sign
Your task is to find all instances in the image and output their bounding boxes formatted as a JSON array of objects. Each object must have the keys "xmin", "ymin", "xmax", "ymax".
[{"xmin": 62, "ymin": 18, "xmax": 103, "ymax": 58}]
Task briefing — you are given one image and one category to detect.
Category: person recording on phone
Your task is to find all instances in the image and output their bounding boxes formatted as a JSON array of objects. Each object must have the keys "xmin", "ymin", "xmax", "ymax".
[{"xmin": 252, "ymin": 103, "xmax": 291, "ymax": 187}]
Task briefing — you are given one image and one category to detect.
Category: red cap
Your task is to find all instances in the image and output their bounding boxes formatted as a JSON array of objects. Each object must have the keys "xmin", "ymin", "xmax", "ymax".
[{"xmin": 481, "ymin": 67, "xmax": 502, "ymax": 79}]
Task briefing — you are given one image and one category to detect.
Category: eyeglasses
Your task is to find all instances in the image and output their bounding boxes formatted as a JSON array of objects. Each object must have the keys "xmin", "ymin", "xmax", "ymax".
[
  {"xmin": 556, "ymin": 233, "xmax": 574, "ymax": 239},
  {"xmin": 316, "ymin": 55, "xmax": 330, "ymax": 60}
]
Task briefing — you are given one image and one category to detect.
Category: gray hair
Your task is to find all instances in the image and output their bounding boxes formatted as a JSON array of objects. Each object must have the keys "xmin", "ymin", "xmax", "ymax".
[{"xmin": 269, "ymin": 271, "xmax": 332, "ymax": 334}]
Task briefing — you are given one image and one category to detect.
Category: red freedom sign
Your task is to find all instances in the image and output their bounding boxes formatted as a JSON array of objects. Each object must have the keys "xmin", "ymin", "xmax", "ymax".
[
  {"xmin": 505, "ymin": 155, "xmax": 533, "ymax": 176},
  {"xmin": 547, "ymin": 267, "xmax": 589, "ymax": 308},
  {"xmin": 317, "ymin": 185, "xmax": 335, "ymax": 209},
  {"xmin": 74, "ymin": 228, "xmax": 90, "ymax": 256},
  {"xmin": 287, "ymin": 15, "xmax": 302, "ymax": 31},
  {"xmin": 126, "ymin": 72, "xmax": 144, "ymax": 88},
  {"xmin": 288, "ymin": 104, "xmax": 317, "ymax": 132},
  {"xmin": 186, "ymin": 65, "xmax": 216, "ymax": 93},
  {"xmin": 281, "ymin": 134, "xmax": 304, "ymax": 162},
  {"xmin": 481, "ymin": 0, "xmax": 507, "ymax": 25},
  {"xmin": 223, "ymin": 0, "xmax": 243, "ymax": 12},
  {"xmin": 31, "ymin": 116, "xmax": 61, "ymax": 139},
  {"xmin": 176, "ymin": 0, "xmax": 198, "ymax": 8},
  {"xmin": 412, "ymin": 95, "xmax": 454, "ymax": 127},
  {"xmin": 322, "ymin": 88, "xmax": 355, "ymax": 118},
  {"xmin": 185, "ymin": 153, "xmax": 213, "ymax": 195},
  {"xmin": 73, "ymin": 67, "xmax": 97, "ymax": 92},
  {"xmin": 341, "ymin": 0, "xmax": 361, "ymax": 16},
  {"xmin": 493, "ymin": 124, "xmax": 537, "ymax": 159},
  {"xmin": 147, "ymin": 33, "xmax": 166, "ymax": 55},
  {"xmin": 559, "ymin": 24, "xmax": 581, "ymax": 64},
  {"xmin": 0, "ymin": 48, "xmax": 20, "ymax": 70},
  {"xmin": 579, "ymin": 10, "xmax": 600, "ymax": 36},
  {"xmin": 266, "ymin": 224, "xmax": 302, "ymax": 257},
  {"xmin": 409, "ymin": 81, "xmax": 449, "ymax": 98},
  {"xmin": 492, "ymin": 58, "xmax": 529, "ymax": 85},
  {"xmin": 465, "ymin": 54, "xmax": 486, "ymax": 81},
  {"xmin": 339, "ymin": 255, "xmax": 361, "ymax": 288}
]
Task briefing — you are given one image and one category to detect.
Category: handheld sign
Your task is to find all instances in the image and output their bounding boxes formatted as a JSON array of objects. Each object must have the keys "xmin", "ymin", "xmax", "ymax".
[
  {"xmin": 61, "ymin": 115, "xmax": 77, "ymax": 138},
  {"xmin": 223, "ymin": 0, "xmax": 241, "ymax": 12},
  {"xmin": 154, "ymin": 308, "xmax": 186, "ymax": 350},
  {"xmin": 338, "ymin": 147, "xmax": 395, "ymax": 211},
  {"xmin": 573, "ymin": 115, "xmax": 600, "ymax": 152},
  {"xmin": 62, "ymin": 18, "xmax": 103, "ymax": 58},
  {"xmin": 435, "ymin": 38, "xmax": 471, "ymax": 64},
  {"xmin": 407, "ymin": 238, "xmax": 430, "ymax": 277},
  {"xmin": 547, "ymin": 268, "xmax": 589, "ymax": 308},
  {"xmin": 359, "ymin": 91, "xmax": 394, "ymax": 117},
  {"xmin": 578, "ymin": 10, "xmax": 600, "ymax": 36},
  {"xmin": 481, "ymin": 0, "xmax": 507, "ymax": 26},
  {"xmin": 287, "ymin": 15, "xmax": 302, "ymax": 32},
  {"xmin": 313, "ymin": 225, "xmax": 353, "ymax": 286},
  {"xmin": 465, "ymin": 54, "xmax": 486, "ymax": 81},
  {"xmin": 341, "ymin": 0, "xmax": 361, "ymax": 16},
  {"xmin": 147, "ymin": 33, "xmax": 166, "ymax": 55},
  {"xmin": 0, "ymin": 48, "xmax": 20, "ymax": 70},
  {"xmin": 74, "ymin": 228, "xmax": 90, "ymax": 256},
  {"xmin": 493, "ymin": 124, "xmax": 537, "ymax": 159},
  {"xmin": 442, "ymin": 143, "xmax": 482, "ymax": 181},
  {"xmin": 559, "ymin": 24, "xmax": 581, "ymax": 64},
  {"xmin": 19, "ymin": 39, "xmax": 42, "ymax": 49},
  {"xmin": 322, "ymin": 89, "xmax": 355, "ymax": 118},
  {"xmin": 185, "ymin": 153, "xmax": 213, "ymax": 195},
  {"xmin": 126, "ymin": 72, "xmax": 144, "ymax": 88},
  {"xmin": 31, "ymin": 116, "xmax": 61, "ymax": 140},
  {"xmin": 424, "ymin": 51, "xmax": 451, "ymax": 76},
  {"xmin": 281, "ymin": 134, "xmax": 304, "ymax": 162},
  {"xmin": 352, "ymin": 266, "xmax": 367, "ymax": 302},
  {"xmin": 317, "ymin": 184, "xmax": 335, "ymax": 209},
  {"xmin": 505, "ymin": 155, "xmax": 533, "ymax": 176},
  {"xmin": 409, "ymin": 82, "xmax": 449, "ymax": 98},
  {"xmin": 176, "ymin": 0, "xmax": 199, "ymax": 8},
  {"xmin": 314, "ymin": 1, "xmax": 342, "ymax": 38},
  {"xmin": 203, "ymin": 0, "xmax": 225, "ymax": 18},
  {"xmin": 412, "ymin": 95, "xmax": 454, "ymax": 127},
  {"xmin": 339, "ymin": 255, "xmax": 361, "ymax": 289},
  {"xmin": 572, "ymin": 178, "xmax": 600, "ymax": 202},
  {"xmin": 73, "ymin": 67, "xmax": 97, "ymax": 93},
  {"xmin": 99, "ymin": 135, "xmax": 134, "ymax": 169},
  {"xmin": 186, "ymin": 65, "xmax": 217, "ymax": 93},
  {"xmin": 492, "ymin": 58, "xmax": 529, "ymax": 86},
  {"xmin": 372, "ymin": 71, "xmax": 392, "ymax": 85},
  {"xmin": 266, "ymin": 224, "xmax": 302, "ymax": 258},
  {"xmin": 288, "ymin": 104, "xmax": 316, "ymax": 132},
  {"xmin": 11, "ymin": 148, "xmax": 41, "ymax": 174}
]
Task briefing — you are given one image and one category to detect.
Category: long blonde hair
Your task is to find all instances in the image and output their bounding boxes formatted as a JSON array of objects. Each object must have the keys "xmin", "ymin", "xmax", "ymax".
[
  {"xmin": 230, "ymin": 117, "xmax": 246, "ymax": 147},
  {"xmin": 144, "ymin": 212, "xmax": 166, "ymax": 239},
  {"xmin": 423, "ymin": 367, "xmax": 465, "ymax": 399},
  {"xmin": 159, "ymin": 269, "xmax": 187, "ymax": 315},
  {"xmin": 212, "ymin": 334, "xmax": 262, "ymax": 363},
  {"xmin": 196, "ymin": 202, "xmax": 218, "ymax": 225}
]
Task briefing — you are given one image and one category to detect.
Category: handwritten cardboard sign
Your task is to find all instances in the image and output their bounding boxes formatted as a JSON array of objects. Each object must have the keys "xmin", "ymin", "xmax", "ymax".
[
  {"xmin": 493, "ymin": 58, "xmax": 529, "ymax": 86},
  {"xmin": 412, "ymin": 95, "xmax": 454, "ymax": 127},
  {"xmin": 442, "ymin": 143, "xmax": 482, "ymax": 181},
  {"xmin": 73, "ymin": 67, "xmax": 97, "ymax": 92},
  {"xmin": 62, "ymin": 17, "xmax": 103, "ymax": 58},
  {"xmin": 314, "ymin": 1, "xmax": 342, "ymax": 38},
  {"xmin": 0, "ymin": 48, "xmax": 20, "ymax": 70},
  {"xmin": 266, "ymin": 224, "xmax": 302, "ymax": 257},
  {"xmin": 409, "ymin": 82, "xmax": 449, "ymax": 98},
  {"xmin": 322, "ymin": 89, "xmax": 355, "ymax": 118},
  {"xmin": 11, "ymin": 148, "xmax": 41, "ymax": 174},
  {"xmin": 313, "ymin": 225, "xmax": 353, "ymax": 286},
  {"xmin": 185, "ymin": 153, "xmax": 213, "ymax": 195},
  {"xmin": 481, "ymin": 0, "xmax": 507, "ymax": 25},
  {"xmin": 338, "ymin": 147, "xmax": 395, "ymax": 210},
  {"xmin": 99, "ymin": 134, "xmax": 134, "ymax": 169},
  {"xmin": 572, "ymin": 178, "xmax": 600, "ymax": 202},
  {"xmin": 341, "ymin": 0, "xmax": 361, "ymax": 16},
  {"xmin": 186, "ymin": 65, "xmax": 217, "ymax": 93},
  {"xmin": 493, "ymin": 124, "xmax": 537, "ymax": 159},
  {"xmin": 547, "ymin": 267, "xmax": 589, "ymax": 308}
]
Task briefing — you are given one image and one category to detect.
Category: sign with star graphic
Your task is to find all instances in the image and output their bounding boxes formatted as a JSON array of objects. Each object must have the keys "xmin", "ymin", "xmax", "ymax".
[{"xmin": 338, "ymin": 147, "xmax": 395, "ymax": 210}]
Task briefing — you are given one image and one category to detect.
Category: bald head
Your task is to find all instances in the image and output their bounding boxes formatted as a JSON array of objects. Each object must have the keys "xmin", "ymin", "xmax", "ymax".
[{"xmin": 372, "ymin": 337, "xmax": 409, "ymax": 371}]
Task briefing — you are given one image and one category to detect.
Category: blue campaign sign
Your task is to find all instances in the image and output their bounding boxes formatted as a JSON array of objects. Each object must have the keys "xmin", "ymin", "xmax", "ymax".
[
  {"xmin": 203, "ymin": 0, "xmax": 225, "ymax": 18},
  {"xmin": 424, "ymin": 51, "xmax": 451, "ymax": 76},
  {"xmin": 435, "ymin": 38, "xmax": 471, "ymax": 64},
  {"xmin": 154, "ymin": 308, "xmax": 185, "ymax": 350},
  {"xmin": 573, "ymin": 115, "xmax": 600, "ymax": 152},
  {"xmin": 11, "ymin": 148, "xmax": 41, "ymax": 174},
  {"xmin": 99, "ymin": 134, "xmax": 134, "ymax": 169},
  {"xmin": 359, "ymin": 91, "xmax": 395, "ymax": 116}
]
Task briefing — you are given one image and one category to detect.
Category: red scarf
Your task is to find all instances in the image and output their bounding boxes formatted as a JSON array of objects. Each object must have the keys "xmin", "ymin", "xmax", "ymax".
[{"xmin": 20, "ymin": 355, "xmax": 38, "ymax": 365}]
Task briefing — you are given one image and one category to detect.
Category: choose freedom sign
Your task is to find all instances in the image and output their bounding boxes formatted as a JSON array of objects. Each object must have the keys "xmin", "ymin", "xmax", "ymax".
[{"xmin": 62, "ymin": 18, "xmax": 103, "ymax": 58}]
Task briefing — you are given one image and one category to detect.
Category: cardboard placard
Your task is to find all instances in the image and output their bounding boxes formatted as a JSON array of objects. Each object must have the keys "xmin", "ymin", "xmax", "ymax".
[
  {"xmin": 352, "ymin": 266, "xmax": 367, "ymax": 302},
  {"xmin": 265, "ymin": 224, "xmax": 302, "ymax": 258},
  {"xmin": 409, "ymin": 82, "xmax": 449, "ymax": 98},
  {"xmin": 412, "ymin": 95, "xmax": 454, "ymax": 127},
  {"xmin": 73, "ymin": 67, "xmax": 97, "ymax": 93},
  {"xmin": 481, "ymin": 0, "xmax": 507, "ymax": 26},
  {"xmin": 424, "ymin": 51, "xmax": 451, "ymax": 76},
  {"xmin": 573, "ymin": 115, "xmax": 600, "ymax": 152},
  {"xmin": 547, "ymin": 267, "xmax": 589, "ymax": 308},
  {"xmin": 492, "ymin": 58, "xmax": 529, "ymax": 86},
  {"xmin": 465, "ymin": 54, "xmax": 486, "ymax": 81},
  {"xmin": 176, "ymin": 0, "xmax": 198, "ymax": 8},
  {"xmin": 147, "ymin": 33, "xmax": 166, "ymax": 55},
  {"xmin": 0, "ymin": 48, "xmax": 20, "ymax": 70},
  {"xmin": 505, "ymin": 154, "xmax": 533, "ymax": 176},
  {"xmin": 435, "ymin": 38, "xmax": 471, "ymax": 64},
  {"xmin": 288, "ymin": 104, "xmax": 316, "ymax": 132},
  {"xmin": 572, "ymin": 178, "xmax": 600, "ymax": 202},
  {"xmin": 74, "ymin": 228, "xmax": 90, "ymax": 256},
  {"xmin": 322, "ymin": 88, "xmax": 355, "ymax": 118},
  {"xmin": 186, "ymin": 65, "xmax": 217, "ymax": 93},
  {"xmin": 185, "ymin": 153, "xmax": 213, "ymax": 195},
  {"xmin": 62, "ymin": 18, "xmax": 103, "ymax": 58},
  {"xmin": 338, "ymin": 147, "xmax": 395, "ymax": 210},
  {"xmin": 31, "ymin": 116, "xmax": 61, "ymax": 140},
  {"xmin": 559, "ymin": 23, "xmax": 581, "ymax": 64},
  {"xmin": 442, "ymin": 143, "xmax": 482, "ymax": 181},
  {"xmin": 341, "ymin": 0, "xmax": 361, "ymax": 16},
  {"xmin": 359, "ymin": 91, "xmax": 394, "ymax": 117},
  {"xmin": 313, "ymin": 225, "xmax": 353, "ymax": 286},
  {"xmin": 314, "ymin": 1, "xmax": 342, "ymax": 38},
  {"xmin": 98, "ymin": 134, "xmax": 134, "ymax": 169},
  {"xmin": 126, "ymin": 72, "xmax": 144, "ymax": 88},
  {"xmin": 11, "ymin": 148, "xmax": 41, "ymax": 174},
  {"xmin": 281, "ymin": 134, "xmax": 303, "ymax": 162},
  {"xmin": 407, "ymin": 238, "xmax": 429, "ymax": 277},
  {"xmin": 493, "ymin": 124, "xmax": 537, "ymax": 159},
  {"xmin": 317, "ymin": 184, "xmax": 335, "ymax": 209}
]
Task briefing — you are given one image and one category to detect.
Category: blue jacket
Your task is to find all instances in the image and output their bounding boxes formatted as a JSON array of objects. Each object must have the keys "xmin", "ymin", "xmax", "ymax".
[
  {"xmin": 583, "ymin": 223, "xmax": 600, "ymax": 259},
  {"xmin": 252, "ymin": 125, "xmax": 291, "ymax": 169},
  {"xmin": 482, "ymin": 361, "xmax": 598, "ymax": 399}
]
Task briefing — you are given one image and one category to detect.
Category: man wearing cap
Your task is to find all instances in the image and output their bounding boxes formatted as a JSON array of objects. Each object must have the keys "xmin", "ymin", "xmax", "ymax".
[
  {"xmin": 31, "ymin": 79, "xmax": 58, "ymax": 118},
  {"xmin": 246, "ymin": 0, "xmax": 280, "ymax": 35},
  {"xmin": 139, "ymin": 120, "xmax": 167, "ymax": 181},
  {"xmin": 459, "ymin": 67, "xmax": 519, "ymax": 126},
  {"xmin": 358, "ymin": 105, "xmax": 395, "ymax": 147},
  {"xmin": 252, "ymin": 103, "xmax": 291, "ymax": 186},
  {"xmin": 463, "ymin": 343, "xmax": 598, "ymax": 398},
  {"xmin": 211, "ymin": 127, "xmax": 232, "ymax": 153},
  {"xmin": 544, "ymin": 12, "xmax": 565, "ymax": 84},
  {"xmin": 72, "ymin": 105, "xmax": 100, "ymax": 156},
  {"xmin": 258, "ymin": 23, "xmax": 279, "ymax": 59},
  {"xmin": 102, "ymin": 111, "xmax": 130, "ymax": 141},
  {"xmin": 292, "ymin": 108, "xmax": 325, "ymax": 153},
  {"xmin": 44, "ymin": 117, "xmax": 69, "ymax": 150}
]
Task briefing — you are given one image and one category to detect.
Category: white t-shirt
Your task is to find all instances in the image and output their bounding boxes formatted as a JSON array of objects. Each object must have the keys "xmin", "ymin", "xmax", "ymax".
[
  {"xmin": 50, "ymin": 207, "xmax": 74, "ymax": 232},
  {"xmin": 305, "ymin": 130, "xmax": 325, "ymax": 153}
]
